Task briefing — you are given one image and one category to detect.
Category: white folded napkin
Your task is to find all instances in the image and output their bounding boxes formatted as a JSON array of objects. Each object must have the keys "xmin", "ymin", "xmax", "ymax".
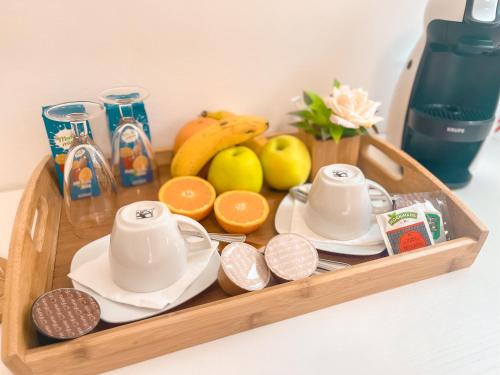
[
  {"xmin": 68, "ymin": 240, "xmax": 218, "ymax": 310},
  {"xmin": 290, "ymin": 198, "xmax": 383, "ymax": 246}
]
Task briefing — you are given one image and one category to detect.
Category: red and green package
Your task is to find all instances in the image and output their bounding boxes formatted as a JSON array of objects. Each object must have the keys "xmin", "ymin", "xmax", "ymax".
[{"xmin": 376, "ymin": 203, "xmax": 434, "ymax": 255}]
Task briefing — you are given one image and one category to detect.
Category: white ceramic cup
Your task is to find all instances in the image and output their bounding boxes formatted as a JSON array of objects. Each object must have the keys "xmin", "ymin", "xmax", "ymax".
[
  {"xmin": 305, "ymin": 164, "xmax": 392, "ymax": 240},
  {"xmin": 109, "ymin": 201, "xmax": 212, "ymax": 293}
]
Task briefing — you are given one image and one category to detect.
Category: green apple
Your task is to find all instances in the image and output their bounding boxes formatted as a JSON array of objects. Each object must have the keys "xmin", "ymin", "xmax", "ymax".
[
  {"xmin": 208, "ymin": 146, "xmax": 263, "ymax": 194},
  {"xmin": 260, "ymin": 135, "xmax": 311, "ymax": 190}
]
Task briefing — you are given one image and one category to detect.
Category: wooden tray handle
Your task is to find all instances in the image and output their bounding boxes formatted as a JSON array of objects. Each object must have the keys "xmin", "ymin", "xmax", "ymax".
[
  {"xmin": 2, "ymin": 156, "xmax": 61, "ymax": 330},
  {"xmin": 0, "ymin": 173, "xmax": 52, "ymax": 324},
  {"xmin": 0, "ymin": 257, "xmax": 6, "ymax": 322},
  {"xmin": 359, "ymin": 135, "xmax": 444, "ymax": 193},
  {"xmin": 359, "ymin": 134, "xmax": 487, "ymax": 244}
]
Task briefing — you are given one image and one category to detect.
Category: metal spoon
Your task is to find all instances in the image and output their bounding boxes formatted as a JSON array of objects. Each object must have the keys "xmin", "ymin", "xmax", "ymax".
[
  {"xmin": 315, "ymin": 259, "xmax": 351, "ymax": 273},
  {"xmin": 289, "ymin": 186, "xmax": 392, "ymax": 204},
  {"xmin": 289, "ymin": 186, "xmax": 308, "ymax": 203},
  {"xmin": 181, "ymin": 230, "xmax": 246, "ymax": 243}
]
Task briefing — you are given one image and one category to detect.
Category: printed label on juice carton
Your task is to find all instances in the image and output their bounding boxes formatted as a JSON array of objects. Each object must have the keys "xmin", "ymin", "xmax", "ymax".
[
  {"xmin": 117, "ymin": 124, "xmax": 153, "ymax": 187},
  {"xmin": 42, "ymin": 105, "xmax": 95, "ymax": 195},
  {"xmin": 103, "ymin": 93, "xmax": 151, "ymax": 141},
  {"xmin": 69, "ymin": 148, "xmax": 102, "ymax": 199}
]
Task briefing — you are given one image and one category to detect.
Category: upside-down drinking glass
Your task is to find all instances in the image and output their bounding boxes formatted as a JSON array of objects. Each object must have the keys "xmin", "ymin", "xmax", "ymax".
[
  {"xmin": 99, "ymin": 87, "xmax": 156, "ymax": 191},
  {"xmin": 44, "ymin": 101, "xmax": 117, "ymax": 237}
]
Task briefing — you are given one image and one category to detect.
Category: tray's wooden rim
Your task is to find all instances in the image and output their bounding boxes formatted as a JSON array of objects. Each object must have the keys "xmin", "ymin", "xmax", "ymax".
[
  {"xmin": 2, "ymin": 154, "xmax": 62, "ymax": 374},
  {"xmin": 22, "ymin": 237, "xmax": 481, "ymax": 375},
  {"xmin": 358, "ymin": 135, "xmax": 488, "ymax": 247},
  {"xmin": 2, "ymin": 134, "xmax": 489, "ymax": 375}
]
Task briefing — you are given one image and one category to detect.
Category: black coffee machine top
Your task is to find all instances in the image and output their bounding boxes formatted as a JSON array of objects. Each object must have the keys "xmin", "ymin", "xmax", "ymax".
[{"xmin": 402, "ymin": 0, "xmax": 500, "ymax": 188}]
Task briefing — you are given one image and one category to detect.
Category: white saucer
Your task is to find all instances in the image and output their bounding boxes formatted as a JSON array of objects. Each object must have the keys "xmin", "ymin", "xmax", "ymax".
[
  {"xmin": 70, "ymin": 235, "xmax": 220, "ymax": 324},
  {"xmin": 275, "ymin": 185, "xmax": 386, "ymax": 256}
]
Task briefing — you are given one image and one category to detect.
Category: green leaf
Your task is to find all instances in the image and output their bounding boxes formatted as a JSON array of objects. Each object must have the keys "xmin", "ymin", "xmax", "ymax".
[
  {"xmin": 333, "ymin": 78, "xmax": 341, "ymax": 88},
  {"xmin": 311, "ymin": 123, "xmax": 323, "ymax": 136},
  {"xmin": 320, "ymin": 127, "xmax": 329, "ymax": 141},
  {"xmin": 342, "ymin": 128, "xmax": 360, "ymax": 137},
  {"xmin": 303, "ymin": 91, "xmax": 313, "ymax": 105},
  {"xmin": 290, "ymin": 121, "xmax": 311, "ymax": 130},
  {"xmin": 288, "ymin": 110, "xmax": 313, "ymax": 120},
  {"xmin": 302, "ymin": 91, "xmax": 332, "ymax": 126},
  {"xmin": 328, "ymin": 124, "xmax": 343, "ymax": 143},
  {"xmin": 305, "ymin": 91, "xmax": 328, "ymax": 110},
  {"xmin": 310, "ymin": 112, "xmax": 331, "ymax": 127}
]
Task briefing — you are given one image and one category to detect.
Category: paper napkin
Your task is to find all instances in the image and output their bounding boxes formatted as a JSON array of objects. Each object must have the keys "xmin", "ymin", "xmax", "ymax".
[{"xmin": 68, "ymin": 240, "xmax": 218, "ymax": 310}]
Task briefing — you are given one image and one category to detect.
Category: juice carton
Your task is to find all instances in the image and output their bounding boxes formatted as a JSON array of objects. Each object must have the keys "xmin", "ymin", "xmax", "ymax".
[
  {"xmin": 42, "ymin": 104, "xmax": 96, "ymax": 196},
  {"xmin": 103, "ymin": 94, "xmax": 153, "ymax": 187},
  {"xmin": 103, "ymin": 99, "xmax": 151, "ymax": 141},
  {"xmin": 66, "ymin": 143, "xmax": 102, "ymax": 200},
  {"xmin": 114, "ymin": 124, "xmax": 154, "ymax": 187}
]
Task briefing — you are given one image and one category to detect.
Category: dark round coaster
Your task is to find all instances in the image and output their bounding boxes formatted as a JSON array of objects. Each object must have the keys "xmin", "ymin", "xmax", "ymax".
[{"xmin": 31, "ymin": 288, "xmax": 101, "ymax": 340}]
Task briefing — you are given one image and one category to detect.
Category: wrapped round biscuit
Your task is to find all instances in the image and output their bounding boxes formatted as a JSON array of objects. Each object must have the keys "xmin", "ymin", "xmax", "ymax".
[
  {"xmin": 264, "ymin": 233, "xmax": 318, "ymax": 282},
  {"xmin": 31, "ymin": 288, "xmax": 101, "ymax": 341},
  {"xmin": 218, "ymin": 242, "xmax": 271, "ymax": 295}
]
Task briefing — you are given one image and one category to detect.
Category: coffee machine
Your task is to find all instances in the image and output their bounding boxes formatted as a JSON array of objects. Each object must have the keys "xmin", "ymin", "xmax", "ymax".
[{"xmin": 386, "ymin": 0, "xmax": 500, "ymax": 188}]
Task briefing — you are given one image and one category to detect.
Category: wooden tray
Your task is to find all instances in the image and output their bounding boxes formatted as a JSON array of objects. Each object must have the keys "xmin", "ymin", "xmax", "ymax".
[{"xmin": 2, "ymin": 135, "xmax": 488, "ymax": 375}]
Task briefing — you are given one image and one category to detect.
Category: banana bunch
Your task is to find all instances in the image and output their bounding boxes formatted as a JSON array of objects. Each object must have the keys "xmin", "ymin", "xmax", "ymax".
[
  {"xmin": 203, "ymin": 111, "xmax": 269, "ymax": 155},
  {"xmin": 171, "ymin": 112, "xmax": 268, "ymax": 177},
  {"xmin": 201, "ymin": 110, "xmax": 236, "ymax": 121}
]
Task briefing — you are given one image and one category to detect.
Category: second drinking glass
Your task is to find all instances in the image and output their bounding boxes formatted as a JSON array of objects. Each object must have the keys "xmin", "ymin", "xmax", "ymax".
[{"xmin": 99, "ymin": 87, "xmax": 157, "ymax": 191}]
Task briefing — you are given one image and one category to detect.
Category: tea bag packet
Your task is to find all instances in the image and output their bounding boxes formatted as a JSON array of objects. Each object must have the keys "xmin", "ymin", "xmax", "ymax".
[
  {"xmin": 376, "ymin": 203, "xmax": 434, "ymax": 255},
  {"xmin": 393, "ymin": 191, "xmax": 452, "ymax": 242},
  {"xmin": 421, "ymin": 201, "xmax": 446, "ymax": 243}
]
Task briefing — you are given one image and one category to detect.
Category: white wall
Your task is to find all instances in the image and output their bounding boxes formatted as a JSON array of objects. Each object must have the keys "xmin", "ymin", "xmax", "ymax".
[{"xmin": 0, "ymin": 0, "xmax": 426, "ymax": 190}]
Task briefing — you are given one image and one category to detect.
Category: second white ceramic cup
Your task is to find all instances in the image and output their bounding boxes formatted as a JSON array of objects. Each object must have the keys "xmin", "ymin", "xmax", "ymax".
[
  {"xmin": 109, "ymin": 201, "xmax": 212, "ymax": 293},
  {"xmin": 305, "ymin": 164, "xmax": 392, "ymax": 240}
]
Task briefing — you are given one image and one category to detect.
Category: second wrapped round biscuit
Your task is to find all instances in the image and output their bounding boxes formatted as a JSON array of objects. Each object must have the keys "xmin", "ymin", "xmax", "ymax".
[
  {"xmin": 218, "ymin": 243, "xmax": 271, "ymax": 296},
  {"xmin": 264, "ymin": 233, "xmax": 318, "ymax": 282}
]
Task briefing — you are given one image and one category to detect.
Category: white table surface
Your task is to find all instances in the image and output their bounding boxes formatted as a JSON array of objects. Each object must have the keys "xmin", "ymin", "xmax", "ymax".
[{"xmin": 0, "ymin": 139, "xmax": 499, "ymax": 375}]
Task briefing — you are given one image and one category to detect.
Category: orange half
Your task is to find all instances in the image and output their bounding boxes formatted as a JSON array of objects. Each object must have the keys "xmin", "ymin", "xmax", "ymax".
[
  {"xmin": 158, "ymin": 176, "xmax": 216, "ymax": 221},
  {"xmin": 214, "ymin": 190, "xmax": 270, "ymax": 234}
]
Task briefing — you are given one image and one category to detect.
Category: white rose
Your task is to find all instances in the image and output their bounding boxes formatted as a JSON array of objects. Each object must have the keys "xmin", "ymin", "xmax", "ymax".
[{"xmin": 326, "ymin": 85, "xmax": 383, "ymax": 129}]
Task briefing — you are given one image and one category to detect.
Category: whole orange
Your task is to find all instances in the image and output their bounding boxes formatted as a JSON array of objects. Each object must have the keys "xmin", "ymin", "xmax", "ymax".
[{"xmin": 173, "ymin": 117, "xmax": 219, "ymax": 153}]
